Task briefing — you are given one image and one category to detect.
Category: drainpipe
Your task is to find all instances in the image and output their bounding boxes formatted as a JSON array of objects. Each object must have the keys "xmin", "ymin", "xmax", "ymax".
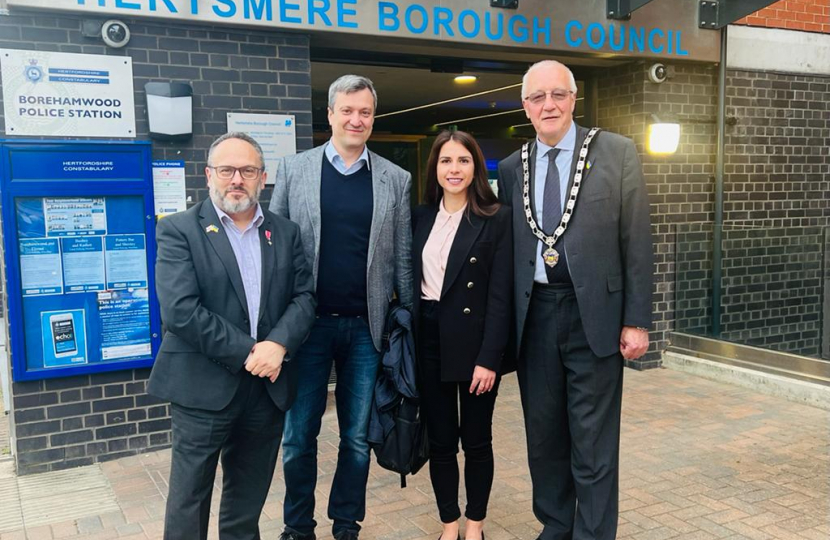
[{"xmin": 712, "ymin": 26, "xmax": 727, "ymax": 337}]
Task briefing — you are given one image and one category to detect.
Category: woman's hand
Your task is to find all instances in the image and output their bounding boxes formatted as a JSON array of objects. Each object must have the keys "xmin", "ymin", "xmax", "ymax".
[{"xmin": 469, "ymin": 365, "xmax": 497, "ymax": 395}]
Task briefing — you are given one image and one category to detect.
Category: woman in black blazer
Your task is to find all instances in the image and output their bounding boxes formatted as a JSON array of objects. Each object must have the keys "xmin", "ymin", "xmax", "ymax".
[{"xmin": 412, "ymin": 130, "xmax": 512, "ymax": 540}]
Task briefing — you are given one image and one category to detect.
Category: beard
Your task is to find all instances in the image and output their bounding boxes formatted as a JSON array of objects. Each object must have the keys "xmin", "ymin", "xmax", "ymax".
[{"xmin": 209, "ymin": 183, "xmax": 262, "ymax": 215}]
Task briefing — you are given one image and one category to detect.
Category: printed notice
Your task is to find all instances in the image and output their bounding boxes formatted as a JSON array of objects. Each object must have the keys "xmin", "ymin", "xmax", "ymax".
[
  {"xmin": 104, "ymin": 234, "xmax": 147, "ymax": 289},
  {"xmin": 61, "ymin": 236, "xmax": 105, "ymax": 292},
  {"xmin": 152, "ymin": 160, "xmax": 187, "ymax": 217},
  {"xmin": 40, "ymin": 309, "xmax": 87, "ymax": 368},
  {"xmin": 227, "ymin": 113, "xmax": 296, "ymax": 185},
  {"xmin": 44, "ymin": 197, "xmax": 107, "ymax": 237},
  {"xmin": 19, "ymin": 238, "xmax": 63, "ymax": 296},
  {"xmin": 98, "ymin": 289, "xmax": 152, "ymax": 361}
]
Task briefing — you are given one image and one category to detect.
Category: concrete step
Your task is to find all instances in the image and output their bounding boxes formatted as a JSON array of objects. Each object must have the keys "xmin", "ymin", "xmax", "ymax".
[{"xmin": 663, "ymin": 351, "xmax": 830, "ymax": 411}]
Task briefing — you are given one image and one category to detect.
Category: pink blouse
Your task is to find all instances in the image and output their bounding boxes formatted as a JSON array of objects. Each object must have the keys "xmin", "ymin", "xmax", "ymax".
[{"xmin": 421, "ymin": 200, "xmax": 466, "ymax": 301}]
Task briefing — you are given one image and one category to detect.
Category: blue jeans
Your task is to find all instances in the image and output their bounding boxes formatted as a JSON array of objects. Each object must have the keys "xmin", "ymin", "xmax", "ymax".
[{"xmin": 282, "ymin": 315, "xmax": 380, "ymax": 537}]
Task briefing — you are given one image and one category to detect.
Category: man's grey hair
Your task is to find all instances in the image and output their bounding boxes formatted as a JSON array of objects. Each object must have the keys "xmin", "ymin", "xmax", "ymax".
[
  {"xmin": 328, "ymin": 74, "xmax": 378, "ymax": 111},
  {"xmin": 207, "ymin": 132, "xmax": 265, "ymax": 169},
  {"xmin": 521, "ymin": 60, "xmax": 578, "ymax": 99}
]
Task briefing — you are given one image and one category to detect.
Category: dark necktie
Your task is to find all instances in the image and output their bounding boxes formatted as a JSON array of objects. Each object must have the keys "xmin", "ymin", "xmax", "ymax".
[{"xmin": 542, "ymin": 148, "xmax": 571, "ymax": 284}]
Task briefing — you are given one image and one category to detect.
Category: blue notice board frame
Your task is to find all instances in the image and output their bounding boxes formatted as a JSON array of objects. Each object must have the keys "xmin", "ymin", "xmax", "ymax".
[{"xmin": 0, "ymin": 140, "xmax": 161, "ymax": 381}]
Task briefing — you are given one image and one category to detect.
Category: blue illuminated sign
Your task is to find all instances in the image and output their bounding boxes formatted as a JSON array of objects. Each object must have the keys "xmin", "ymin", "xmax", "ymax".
[{"xmin": 51, "ymin": 0, "xmax": 712, "ymax": 60}]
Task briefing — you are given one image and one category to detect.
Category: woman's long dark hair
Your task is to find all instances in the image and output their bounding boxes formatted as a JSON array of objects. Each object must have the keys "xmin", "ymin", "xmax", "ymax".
[{"xmin": 424, "ymin": 130, "xmax": 501, "ymax": 218}]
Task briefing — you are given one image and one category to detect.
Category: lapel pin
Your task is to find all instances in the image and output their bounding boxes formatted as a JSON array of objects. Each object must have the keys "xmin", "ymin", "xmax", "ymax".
[
  {"xmin": 586, "ymin": 160, "xmax": 593, "ymax": 170},
  {"xmin": 205, "ymin": 224, "xmax": 219, "ymax": 234},
  {"xmin": 265, "ymin": 230, "xmax": 272, "ymax": 246}
]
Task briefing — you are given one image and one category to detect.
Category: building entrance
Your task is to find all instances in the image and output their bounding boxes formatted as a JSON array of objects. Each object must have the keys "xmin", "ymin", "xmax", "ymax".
[{"xmin": 308, "ymin": 58, "xmax": 592, "ymax": 202}]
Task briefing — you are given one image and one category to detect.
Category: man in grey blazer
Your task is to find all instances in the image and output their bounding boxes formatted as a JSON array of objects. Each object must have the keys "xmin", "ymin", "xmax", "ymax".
[
  {"xmin": 149, "ymin": 132, "xmax": 316, "ymax": 539},
  {"xmin": 497, "ymin": 61, "xmax": 654, "ymax": 540},
  {"xmin": 269, "ymin": 75, "xmax": 413, "ymax": 540}
]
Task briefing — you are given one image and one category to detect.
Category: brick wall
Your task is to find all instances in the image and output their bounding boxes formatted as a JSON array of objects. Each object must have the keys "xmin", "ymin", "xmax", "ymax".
[
  {"xmin": 723, "ymin": 70, "xmax": 829, "ymax": 227},
  {"xmin": 735, "ymin": 0, "xmax": 830, "ymax": 34},
  {"xmin": 597, "ymin": 62, "xmax": 719, "ymax": 370},
  {"xmin": 675, "ymin": 223, "xmax": 714, "ymax": 336},
  {"xmin": 719, "ymin": 226, "xmax": 825, "ymax": 355},
  {"xmin": 1, "ymin": 9, "xmax": 312, "ymax": 474},
  {"xmin": 711, "ymin": 68, "xmax": 828, "ymax": 357},
  {"xmin": 599, "ymin": 62, "xmax": 830, "ymax": 365},
  {"xmin": 11, "ymin": 369, "xmax": 166, "ymax": 473},
  {"xmin": 676, "ymin": 224, "xmax": 827, "ymax": 358}
]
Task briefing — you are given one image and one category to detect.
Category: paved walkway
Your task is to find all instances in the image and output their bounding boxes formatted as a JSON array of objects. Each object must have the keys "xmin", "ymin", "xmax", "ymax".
[{"xmin": 0, "ymin": 368, "xmax": 827, "ymax": 539}]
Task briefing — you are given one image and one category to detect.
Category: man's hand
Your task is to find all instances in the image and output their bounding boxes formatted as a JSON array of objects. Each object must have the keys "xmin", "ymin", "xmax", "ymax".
[
  {"xmin": 619, "ymin": 326, "xmax": 649, "ymax": 360},
  {"xmin": 245, "ymin": 341, "xmax": 287, "ymax": 383}
]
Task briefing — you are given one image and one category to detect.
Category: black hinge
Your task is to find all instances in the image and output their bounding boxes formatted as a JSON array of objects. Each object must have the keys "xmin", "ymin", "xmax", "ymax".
[{"xmin": 699, "ymin": 0, "xmax": 720, "ymax": 29}]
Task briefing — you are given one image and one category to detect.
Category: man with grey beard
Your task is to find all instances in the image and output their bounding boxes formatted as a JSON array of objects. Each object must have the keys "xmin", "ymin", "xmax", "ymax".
[{"xmin": 149, "ymin": 132, "xmax": 316, "ymax": 540}]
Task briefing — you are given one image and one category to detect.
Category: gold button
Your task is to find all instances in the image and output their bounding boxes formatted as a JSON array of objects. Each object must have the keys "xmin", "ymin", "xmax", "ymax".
[
  {"xmin": 467, "ymin": 282, "xmax": 474, "ymax": 289},
  {"xmin": 463, "ymin": 308, "xmax": 471, "ymax": 315},
  {"xmin": 470, "ymin": 257, "xmax": 478, "ymax": 264}
]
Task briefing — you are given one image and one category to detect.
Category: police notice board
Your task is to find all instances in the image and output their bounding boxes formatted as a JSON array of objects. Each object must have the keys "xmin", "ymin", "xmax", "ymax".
[{"xmin": 0, "ymin": 140, "xmax": 161, "ymax": 381}]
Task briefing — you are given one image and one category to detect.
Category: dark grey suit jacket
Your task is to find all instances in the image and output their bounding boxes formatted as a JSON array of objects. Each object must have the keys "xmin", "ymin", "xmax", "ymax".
[
  {"xmin": 148, "ymin": 200, "xmax": 316, "ymax": 412},
  {"xmin": 497, "ymin": 124, "xmax": 654, "ymax": 359},
  {"xmin": 269, "ymin": 143, "xmax": 413, "ymax": 352}
]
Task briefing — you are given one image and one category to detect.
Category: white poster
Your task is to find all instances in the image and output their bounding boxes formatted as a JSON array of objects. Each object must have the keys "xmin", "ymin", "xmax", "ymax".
[
  {"xmin": 227, "ymin": 113, "xmax": 296, "ymax": 185},
  {"xmin": 0, "ymin": 49, "xmax": 136, "ymax": 137},
  {"xmin": 152, "ymin": 160, "xmax": 187, "ymax": 217}
]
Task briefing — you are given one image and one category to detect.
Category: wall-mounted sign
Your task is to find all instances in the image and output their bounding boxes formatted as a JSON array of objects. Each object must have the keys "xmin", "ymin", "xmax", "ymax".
[
  {"xmin": 227, "ymin": 113, "xmax": 297, "ymax": 185},
  {"xmin": 25, "ymin": 0, "xmax": 720, "ymax": 62},
  {"xmin": 152, "ymin": 160, "xmax": 187, "ymax": 217},
  {"xmin": 0, "ymin": 49, "xmax": 136, "ymax": 137}
]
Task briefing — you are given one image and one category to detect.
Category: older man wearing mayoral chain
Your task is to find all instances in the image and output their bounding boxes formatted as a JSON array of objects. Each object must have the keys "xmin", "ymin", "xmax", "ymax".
[{"xmin": 497, "ymin": 60, "xmax": 655, "ymax": 540}]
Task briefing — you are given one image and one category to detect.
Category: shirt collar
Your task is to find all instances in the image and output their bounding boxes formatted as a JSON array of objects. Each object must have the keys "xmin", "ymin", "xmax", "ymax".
[
  {"xmin": 212, "ymin": 201, "xmax": 264, "ymax": 232},
  {"xmin": 437, "ymin": 198, "xmax": 466, "ymax": 225},
  {"xmin": 325, "ymin": 140, "xmax": 371, "ymax": 171},
  {"xmin": 536, "ymin": 121, "xmax": 576, "ymax": 157}
]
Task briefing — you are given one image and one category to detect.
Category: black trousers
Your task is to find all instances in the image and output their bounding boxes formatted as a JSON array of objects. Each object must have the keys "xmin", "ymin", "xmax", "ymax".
[
  {"xmin": 518, "ymin": 283, "xmax": 624, "ymax": 540},
  {"xmin": 420, "ymin": 300, "xmax": 500, "ymax": 523},
  {"xmin": 165, "ymin": 373, "xmax": 285, "ymax": 540}
]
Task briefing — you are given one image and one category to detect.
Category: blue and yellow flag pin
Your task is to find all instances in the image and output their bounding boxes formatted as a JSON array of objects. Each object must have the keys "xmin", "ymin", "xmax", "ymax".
[{"xmin": 205, "ymin": 224, "xmax": 219, "ymax": 234}]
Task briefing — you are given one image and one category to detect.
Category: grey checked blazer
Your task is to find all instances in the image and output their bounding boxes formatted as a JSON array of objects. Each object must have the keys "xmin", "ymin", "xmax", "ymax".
[{"xmin": 269, "ymin": 143, "xmax": 413, "ymax": 351}]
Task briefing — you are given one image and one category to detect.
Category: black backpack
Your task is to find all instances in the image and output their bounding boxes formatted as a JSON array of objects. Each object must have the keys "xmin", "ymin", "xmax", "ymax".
[{"xmin": 368, "ymin": 305, "xmax": 429, "ymax": 487}]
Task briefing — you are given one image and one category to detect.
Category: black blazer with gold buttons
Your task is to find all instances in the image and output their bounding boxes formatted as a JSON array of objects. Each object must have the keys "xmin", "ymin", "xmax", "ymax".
[{"xmin": 411, "ymin": 203, "xmax": 513, "ymax": 381}]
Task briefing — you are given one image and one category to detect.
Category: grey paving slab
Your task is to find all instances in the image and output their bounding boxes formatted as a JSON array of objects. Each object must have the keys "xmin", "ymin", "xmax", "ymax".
[
  {"xmin": 0, "ymin": 461, "xmax": 24, "ymax": 533},
  {"xmin": 0, "ymin": 368, "xmax": 828, "ymax": 539},
  {"xmin": 17, "ymin": 465, "xmax": 121, "ymax": 528}
]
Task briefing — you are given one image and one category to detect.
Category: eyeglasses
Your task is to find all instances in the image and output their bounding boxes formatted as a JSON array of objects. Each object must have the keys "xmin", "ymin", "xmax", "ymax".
[
  {"xmin": 208, "ymin": 166, "xmax": 263, "ymax": 180},
  {"xmin": 523, "ymin": 89, "xmax": 574, "ymax": 106}
]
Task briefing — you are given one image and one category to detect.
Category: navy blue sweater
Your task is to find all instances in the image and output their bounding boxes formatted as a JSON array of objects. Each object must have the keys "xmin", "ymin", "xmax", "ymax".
[{"xmin": 316, "ymin": 155, "xmax": 374, "ymax": 316}]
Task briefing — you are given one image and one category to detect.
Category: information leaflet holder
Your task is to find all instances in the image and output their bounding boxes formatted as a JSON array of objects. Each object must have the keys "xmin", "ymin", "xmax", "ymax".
[{"xmin": 0, "ymin": 140, "xmax": 161, "ymax": 381}]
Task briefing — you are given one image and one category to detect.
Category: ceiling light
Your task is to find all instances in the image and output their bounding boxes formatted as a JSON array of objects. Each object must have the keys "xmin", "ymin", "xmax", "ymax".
[{"xmin": 454, "ymin": 75, "xmax": 477, "ymax": 84}]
